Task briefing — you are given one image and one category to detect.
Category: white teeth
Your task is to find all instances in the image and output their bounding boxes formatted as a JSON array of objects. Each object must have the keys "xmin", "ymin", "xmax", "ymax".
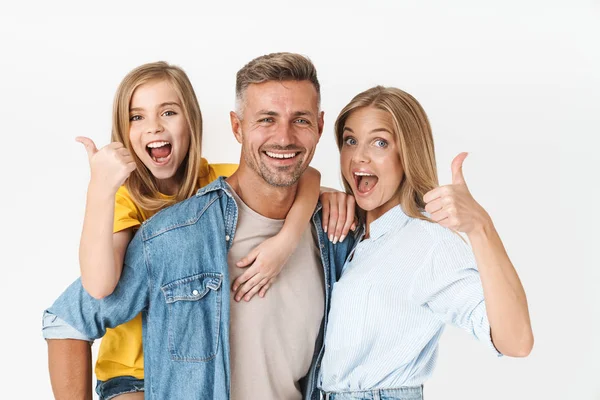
[
  {"xmin": 147, "ymin": 141, "xmax": 170, "ymax": 148},
  {"xmin": 266, "ymin": 151, "xmax": 297, "ymax": 159},
  {"xmin": 354, "ymin": 172, "xmax": 375, "ymax": 176}
]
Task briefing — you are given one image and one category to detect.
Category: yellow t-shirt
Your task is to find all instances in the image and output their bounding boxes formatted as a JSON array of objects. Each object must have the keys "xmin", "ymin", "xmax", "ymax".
[{"xmin": 95, "ymin": 158, "xmax": 238, "ymax": 381}]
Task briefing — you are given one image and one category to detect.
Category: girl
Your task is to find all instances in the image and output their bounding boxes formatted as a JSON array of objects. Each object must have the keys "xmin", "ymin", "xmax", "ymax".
[
  {"xmin": 317, "ymin": 86, "xmax": 534, "ymax": 400},
  {"xmin": 74, "ymin": 62, "xmax": 354, "ymax": 400}
]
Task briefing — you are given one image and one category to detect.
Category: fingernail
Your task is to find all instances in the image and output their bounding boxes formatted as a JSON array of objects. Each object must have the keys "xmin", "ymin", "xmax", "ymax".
[
  {"xmin": 339, "ymin": 235, "xmax": 346, "ymax": 243},
  {"xmin": 333, "ymin": 236, "xmax": 338, "ymax": 244},
  {"xmin": 329, "ymin": 235, "xmax": 333, "ymax": 242},
  {"xmin": 324, "ymin": 226, "xmax": 328, "ymax": 233}
]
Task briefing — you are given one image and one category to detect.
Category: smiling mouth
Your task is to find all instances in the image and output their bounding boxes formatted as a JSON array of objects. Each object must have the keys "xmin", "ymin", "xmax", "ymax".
[
  {"xmin": 354, "ymin": 172, "xmax": 379, "ymax": 194},
  {"xmin": 146, "ymin": 141, "xmax": 172, "ymax": 163},
  {"xmin": 264, "ymin": 150, "xmax": 300, "ymax": 160}
]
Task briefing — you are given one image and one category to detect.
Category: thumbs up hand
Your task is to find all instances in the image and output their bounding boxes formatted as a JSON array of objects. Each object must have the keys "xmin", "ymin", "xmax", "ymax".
[
  {"xmin": 75, "ymin": 136, "xmax": 137, "ymax": 194},
  {"xmin": 423, "ymin": 152, "xmax": 490, "ymax": 235}
]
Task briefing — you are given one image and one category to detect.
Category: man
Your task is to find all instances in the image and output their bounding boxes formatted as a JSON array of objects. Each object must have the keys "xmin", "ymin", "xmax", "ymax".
[{"xmin": 43, "ymin": 52, "xmax": 355, "ymax": 400}]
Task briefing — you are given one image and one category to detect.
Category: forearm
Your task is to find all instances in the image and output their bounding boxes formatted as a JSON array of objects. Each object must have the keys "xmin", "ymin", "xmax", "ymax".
[
  {"xmin": 280, "ymin": 167, "xmax": 321, "ymax": 240},
  {"xmin": 47, "ymin": 339, "xmax": 93, "ymax": 400},
  {"xmin": 79, "ymin": 183, "xmax": 120, "ymax": 298},
  {"xmin": 468, "ymin": 219, "xmax": 533, "ymax": 356}
]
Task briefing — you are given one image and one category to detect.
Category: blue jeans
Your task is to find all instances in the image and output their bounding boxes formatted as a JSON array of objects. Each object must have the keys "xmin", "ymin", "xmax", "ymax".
[
  {"xmin": 321, "ymin": 386, "xmax": 423, "ymax": 400},
  {"xmin": 96, "ymin": 376, "xmax": 144, "ymax": 400}
]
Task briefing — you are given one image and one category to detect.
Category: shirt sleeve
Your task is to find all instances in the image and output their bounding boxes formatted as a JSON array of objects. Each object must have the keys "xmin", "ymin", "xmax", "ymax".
[
  {"xmin": 114, "ymin": 186, "xmax": 144, "ymax": 233},
  {"xmin": 44, "ymin": 231, "xmax": 149, "ymax": 340},
  {"xmin": 410, "ymin": 235, "xmax": 502, "ymax": 356}
]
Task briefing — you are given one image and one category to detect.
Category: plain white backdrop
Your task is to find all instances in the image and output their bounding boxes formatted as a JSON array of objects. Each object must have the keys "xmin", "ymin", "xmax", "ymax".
[{"xmin": 1, "ymin": 1, "xmax": 598, "ymax": 399}]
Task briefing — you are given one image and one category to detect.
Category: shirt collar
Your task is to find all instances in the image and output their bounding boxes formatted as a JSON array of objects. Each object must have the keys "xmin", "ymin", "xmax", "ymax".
[{"xmin": 368, "ymin": 205, "xmax": 411, "ymax": 241}]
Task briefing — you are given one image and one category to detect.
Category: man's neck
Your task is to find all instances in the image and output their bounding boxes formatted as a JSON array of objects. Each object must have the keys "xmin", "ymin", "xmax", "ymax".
[{"xmin": 226, "ymin": 166, "xmax": 298, "ymax": 220}]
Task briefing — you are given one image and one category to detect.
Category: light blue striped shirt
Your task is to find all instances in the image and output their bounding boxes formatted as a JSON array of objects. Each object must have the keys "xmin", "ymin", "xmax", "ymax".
[{"xmin": 319, "ymin": 205, "xmax": 501, "ymax": 391}]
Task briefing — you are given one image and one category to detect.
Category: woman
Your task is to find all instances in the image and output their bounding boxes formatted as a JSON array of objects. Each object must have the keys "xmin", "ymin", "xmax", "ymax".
[{"xmin": 317, "ymin": 86, "xmax": 533, "ymax": 400}]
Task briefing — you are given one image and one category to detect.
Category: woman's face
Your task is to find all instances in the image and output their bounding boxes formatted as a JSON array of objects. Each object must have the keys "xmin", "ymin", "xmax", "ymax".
[
  {"xmin": 128, "ymin": 79, "xmax": 191, "ymax": 189},
  {"xmin": 340, "ymin": 106, "xmax": 404, "ymax": 222}
]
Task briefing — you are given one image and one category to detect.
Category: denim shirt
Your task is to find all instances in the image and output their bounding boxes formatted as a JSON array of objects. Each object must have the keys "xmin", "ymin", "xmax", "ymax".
[{"xmin": 45, "ymin": 177, "xmax": 355, "ymax": 400}]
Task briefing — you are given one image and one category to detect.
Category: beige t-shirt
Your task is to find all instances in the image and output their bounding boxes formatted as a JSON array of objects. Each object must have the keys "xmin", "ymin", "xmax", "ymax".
[{"xmin": 228, "ymin": 188, "xmax": 325, "ymax": 400}]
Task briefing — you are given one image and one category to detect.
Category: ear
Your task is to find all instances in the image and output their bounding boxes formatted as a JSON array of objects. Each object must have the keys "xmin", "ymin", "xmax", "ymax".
[
  {"xmin": 230, "ymin": 111, "xmax": 243, "ymax": 144},
  {"xmin": 317, "ymin": 111, "xmax": 325, "ymax": 139}
]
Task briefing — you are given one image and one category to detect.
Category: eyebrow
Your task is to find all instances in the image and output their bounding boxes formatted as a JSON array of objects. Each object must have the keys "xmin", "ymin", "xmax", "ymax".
[
  {"xmin": 255, "ymin": 110, "xmax": 315, "ymax": 118},
  {"xmin": 343, "ymin": 126, "xmax": 393, "ymax": 135},
  {"xmin": 129, "ymin": 102, "xmax": 181, "ymax": 113}
]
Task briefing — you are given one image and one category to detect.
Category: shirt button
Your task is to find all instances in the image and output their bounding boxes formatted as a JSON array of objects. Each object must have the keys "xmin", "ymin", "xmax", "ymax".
[
  {"xmin": 192, "ymin": 290, "xmax": 199, "ymax": 296},
  {"xmin": 225, "ymin": 235, "xmax": 230, "ymax": 241}
]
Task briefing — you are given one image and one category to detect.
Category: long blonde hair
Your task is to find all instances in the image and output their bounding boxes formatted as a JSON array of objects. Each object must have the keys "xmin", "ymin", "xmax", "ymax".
[
  {"xmin": 111, "ymin": 61, "xmax": 203, "ymax": 216},
  {"xmin": 334, "ymin": 86, "xmax": 438, "ymax": 221}
]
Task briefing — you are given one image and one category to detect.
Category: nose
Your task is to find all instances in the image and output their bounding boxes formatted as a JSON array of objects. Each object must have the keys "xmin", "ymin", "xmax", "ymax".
[
  {"xmin": 273, "ymin": 123, "xmax": 294, "ymax": 146},
  {"xmin": 145, "ymin": 117, "xmax": 164, "ymax": 134},
  {"xmin": 352, "ymin": 143, "xmax": 370, "ymax": 164}
]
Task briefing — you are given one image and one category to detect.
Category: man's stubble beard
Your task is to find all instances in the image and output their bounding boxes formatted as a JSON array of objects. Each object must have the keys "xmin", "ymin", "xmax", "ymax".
[{"xmin": 242, "ymin": 147, "xmax": 307, "ymax": 188}]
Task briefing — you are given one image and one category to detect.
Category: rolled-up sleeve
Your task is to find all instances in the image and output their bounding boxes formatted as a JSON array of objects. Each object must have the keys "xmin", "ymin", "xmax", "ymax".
[
  {"xmin": 411, "ymin": 236, "xmax": 502, "ymax": 356},
  {"xmin": 42, "ymin": 231, "xmax": 149, "ymax": 341}
]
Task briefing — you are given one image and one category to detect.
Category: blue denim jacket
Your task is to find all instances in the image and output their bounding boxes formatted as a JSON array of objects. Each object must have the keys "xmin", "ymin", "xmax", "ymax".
[{"xmin": 46, "ymin": 177, "xmax": 355, "ymax": 400}]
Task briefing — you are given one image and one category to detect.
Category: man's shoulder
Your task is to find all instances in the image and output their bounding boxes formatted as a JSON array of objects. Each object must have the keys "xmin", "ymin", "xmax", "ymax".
[{"xmin": 139, "ymin": 178, "xmax": 232, "ymax": 240}]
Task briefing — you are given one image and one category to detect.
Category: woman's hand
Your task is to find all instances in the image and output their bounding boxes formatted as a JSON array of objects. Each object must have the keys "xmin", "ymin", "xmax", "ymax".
[
  {"xmin": 423, "ymin": 153, "xmax": 491, "ymax": 235},
  {"xmin": 320, "ymin": 190, "xmax": 357, "ymax": 243}
]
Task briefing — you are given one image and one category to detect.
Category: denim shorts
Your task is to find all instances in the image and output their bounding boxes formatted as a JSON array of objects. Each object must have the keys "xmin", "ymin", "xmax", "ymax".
[
  {"xmin": 321, "ymin": 386, "xmax": 423, "ymax": 400},
  {"xmin": 96, "ymin": 376, "xmax": 144, "ymax": 400}
]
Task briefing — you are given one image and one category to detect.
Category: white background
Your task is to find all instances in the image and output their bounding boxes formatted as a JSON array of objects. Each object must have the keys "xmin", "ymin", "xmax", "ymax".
[{"xmin": 1, "ymin": 1, "xmax": 599, "ymax": 399}]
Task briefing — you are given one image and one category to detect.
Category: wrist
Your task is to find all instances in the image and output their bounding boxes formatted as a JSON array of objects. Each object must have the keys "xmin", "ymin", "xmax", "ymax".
[
  {"xmin": 467, "ymin": 212, "xmax": 495, "ymax": 240},
  {"xmin": 88, "ymin": 180, "xmax": 118, "ymax": 202}
]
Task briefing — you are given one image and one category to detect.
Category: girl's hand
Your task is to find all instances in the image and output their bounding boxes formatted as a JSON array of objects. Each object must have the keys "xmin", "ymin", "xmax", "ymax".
[
  {"xmin": 231, "ymin": 235, "xmax": 292, "ymax": 302},
  {"xmin": 320, "ymin": 190, "xmax": 357, "ymax": 243},
  {"xmin": 423, "ymin": 152, "xmax": 491, "ymax": 235},
  {"xmin": 76, "ymin": 136, "xmax": 137, "ymax": 194}
]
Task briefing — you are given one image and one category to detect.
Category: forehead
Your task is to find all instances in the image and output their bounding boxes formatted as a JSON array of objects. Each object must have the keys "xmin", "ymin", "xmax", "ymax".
[
  {"xmin": 244, "ymin": 80, "xmax": 319, "ymax": 115},
  {"xmin": 130, "ymin": 79, "xmax": 180, "ymax": 107},
  {"xmin": 345, "ymin": 107, "xmax": 394, "ymax": 133}
]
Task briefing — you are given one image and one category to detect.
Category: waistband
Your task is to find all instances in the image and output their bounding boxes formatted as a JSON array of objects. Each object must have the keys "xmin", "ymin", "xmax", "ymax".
[{"xmin": 321, "ymin": 386, "xmax": 423, "ymax": 400}]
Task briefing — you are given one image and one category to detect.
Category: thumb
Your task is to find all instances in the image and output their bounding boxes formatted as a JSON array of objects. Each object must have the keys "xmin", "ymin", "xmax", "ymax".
[
  {"xmin": 237, "ymin": 247, "xmax": 259, "ymax": 267},
  {"xmin": 451, "ymin": 152, "xmax": 468, "ymax": 185},
  {"xmin": 75, "ymin": 136, "xmax": 98, "ymax": 160}
]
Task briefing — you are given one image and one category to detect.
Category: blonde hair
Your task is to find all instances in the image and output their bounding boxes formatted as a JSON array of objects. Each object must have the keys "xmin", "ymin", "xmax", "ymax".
[
  {"xmin": 235, "ymin": 52, "xmax": 320, "ymax": 116},
  {"xmin": 111, "ymin": 61, "xmax": 203, "ymax": 216},
  {"xmin": 334, "ymin": 86, "xmax": 439, "ymax": 222}
]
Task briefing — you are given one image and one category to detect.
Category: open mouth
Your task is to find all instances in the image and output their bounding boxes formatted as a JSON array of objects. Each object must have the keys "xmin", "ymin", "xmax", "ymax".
[
  {"xmin": 354, "ymin": 171, "xmax": 379, "ymax": 194},
  {"xmin": 146, "ymin": 141, "xmax": 172, "ymax": 163},
  {"xmin": 264, "ymin": 151, "xmax": 300, "ymax": 160}
]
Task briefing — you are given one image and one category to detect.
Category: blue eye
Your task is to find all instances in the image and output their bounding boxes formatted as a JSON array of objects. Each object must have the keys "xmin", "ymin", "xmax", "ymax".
[
  {"xmin": 130, "ymin": 115, "xmax": 142, "ymax": 122},
  {"xmin": 295, "ymin": 118, "xmax": 309, "ymax": 124},
  {"xmin": 259, "ymin": 118, "xmax": 274, "ymax": 123},
  {"xmin": 374, "ymin": 139, "xmax": 388, "ymax": 148},
  {"xmin": 344, "ymin": 137, "xmax": 357, "ymax": 146}
]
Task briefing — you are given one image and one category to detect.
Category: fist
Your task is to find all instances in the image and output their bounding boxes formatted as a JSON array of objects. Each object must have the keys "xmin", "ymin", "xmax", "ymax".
[
  {"xmin": 76, "ymin": 136, "xmax": 137, "ymax": 193},
  {"xmin": 423, "ymin": 153, "xmax": 489, "ymax": 234}
]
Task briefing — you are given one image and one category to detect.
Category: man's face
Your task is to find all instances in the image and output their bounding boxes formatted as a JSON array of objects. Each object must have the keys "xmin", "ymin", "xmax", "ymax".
[{"xmin": 231, "ymin": 80, "xmax": 323, "ymax": 187}]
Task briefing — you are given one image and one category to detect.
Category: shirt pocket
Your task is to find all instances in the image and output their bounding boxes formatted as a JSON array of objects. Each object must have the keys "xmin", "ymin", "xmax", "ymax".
[{"xmin": 161, "ymin": 273, "xmax": 223, "ymax": 362}]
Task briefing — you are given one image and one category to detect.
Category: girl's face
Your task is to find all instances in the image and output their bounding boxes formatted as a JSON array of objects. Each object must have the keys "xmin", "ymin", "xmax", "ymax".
[
  {"xmin": 128, "ymin": 79, "xmax": 191, "ymax": 191},
  {"xmin": 340, "ymin": 106, "xmax": 404, "ymax": 222}
]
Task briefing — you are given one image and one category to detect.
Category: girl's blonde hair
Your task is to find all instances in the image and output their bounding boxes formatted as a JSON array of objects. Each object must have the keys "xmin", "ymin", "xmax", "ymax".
[
  {"xmin": 111, "ymin": 61, "xmax": 203, "ymax": 216},
  {"xmin": 334, "ymin": 86, "xmax": 439, "ymax": 221}
]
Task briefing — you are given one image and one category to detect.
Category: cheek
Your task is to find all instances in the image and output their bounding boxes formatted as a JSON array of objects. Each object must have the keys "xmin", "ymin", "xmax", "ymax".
[
  {"xmin": 340, "ymin": 149, "xmax": 352, "ymax": 179},
  {"xmin": 128, "ymin": 129, "xmax": 144, "ymax": 157}
]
